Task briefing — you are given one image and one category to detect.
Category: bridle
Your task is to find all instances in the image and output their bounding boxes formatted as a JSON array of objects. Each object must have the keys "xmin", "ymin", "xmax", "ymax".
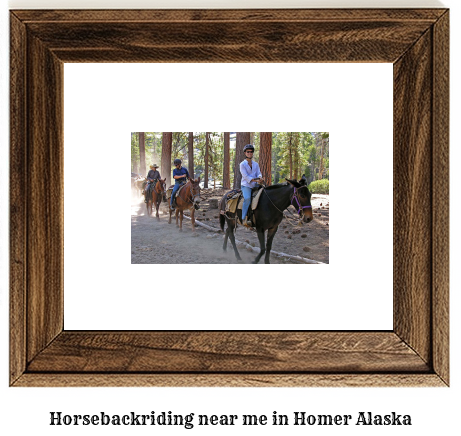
[
  {"xmin": 178, "ymin": 180, "xmax": 201, "ymax": 204},
  {"xmin": 290, "ymin": 186, "xmax": 312, "ymax": 216},
  {"xmin": 261, "ymin": 184, "xmax": 312, "ymax": 226},
  {"xmin": 263, "ymin": 184, "xmax": 311, "ymax": 215},
  {"xmin": 190, "ymin": 183, "xmax": 201, "ymax": 204},
  {"xmin": 152, "ymin": 180, "xmax": 166, "ymax": 203},
  {"xmin": 155, "ymin": 180, "xmax": 165, "ymax": 194}
]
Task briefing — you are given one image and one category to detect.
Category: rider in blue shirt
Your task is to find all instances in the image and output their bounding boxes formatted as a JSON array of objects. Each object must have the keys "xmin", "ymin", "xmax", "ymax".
[
  {"xmin": 240, "ymin": 144, "xmax": 263, "ymax": 227},
  {"xmin": 170, "ymin": 158, "xmax": 190, "ymax": 210}
]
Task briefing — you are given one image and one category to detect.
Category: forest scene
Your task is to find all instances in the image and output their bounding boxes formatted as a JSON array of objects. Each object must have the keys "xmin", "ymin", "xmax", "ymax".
[{"xmin": 131, "ymin": 132, "xmax": 329, "ymax": 264}]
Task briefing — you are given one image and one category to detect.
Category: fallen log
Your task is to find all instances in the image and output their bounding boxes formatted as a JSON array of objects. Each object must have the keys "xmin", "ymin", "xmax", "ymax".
[
  {"xmin": 182, "ymin": 214, "xmax": 221, "ymax": 233},
  {"xmin": 182, "ymin": 214, "xmax": 325, "ymax": 264}
]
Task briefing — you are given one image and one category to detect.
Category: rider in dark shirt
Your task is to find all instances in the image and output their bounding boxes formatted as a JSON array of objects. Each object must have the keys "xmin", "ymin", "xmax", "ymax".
[
  {"xmin": 144, "ymin": 164, "xmax": 161, "ymax": 202},
  {"xmin": 147, "ymin": 164, "xmax": 161, "ymax": 182},
  {"xmin": 170, "ymin": 159, "xmax": 189, "ymax": 210}
]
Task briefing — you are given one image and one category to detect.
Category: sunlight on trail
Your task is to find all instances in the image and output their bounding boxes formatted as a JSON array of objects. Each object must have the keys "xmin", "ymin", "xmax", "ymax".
[{"xmin": 131, "ymin": 204, "xmax": 143, "ymax": 216}]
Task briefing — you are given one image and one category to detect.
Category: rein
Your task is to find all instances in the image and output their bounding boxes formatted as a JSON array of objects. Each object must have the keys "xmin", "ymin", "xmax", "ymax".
[
  {"xmin": 263, "ymin": 185, "xmax": 311, "ymax": 226},
  {"xmin": 154, "ymin": 181, "xmax": 166, "ymax": 203},
  {"xmin": 177, "ymin": 181, "xmax": 201, "ymax": 204}
]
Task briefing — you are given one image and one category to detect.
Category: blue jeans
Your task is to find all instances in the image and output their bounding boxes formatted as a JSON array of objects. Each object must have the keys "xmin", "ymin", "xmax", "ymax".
[
  {"xmin": 170, "ymin": 183, "xmax": 181, "ymax": 207},
  {"xmin": 241, "ymin": 186, "xmax": 252, "ymax": 220}
]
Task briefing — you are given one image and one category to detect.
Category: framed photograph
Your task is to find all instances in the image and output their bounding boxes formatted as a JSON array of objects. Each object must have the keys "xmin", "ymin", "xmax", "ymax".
[
  {"xmin": 10, "ymin": 9, "xmax": 449, "ymax": 386},
  {"xmin": 128, "ymin": 132, "xmax": 329, "ymax": 265}
]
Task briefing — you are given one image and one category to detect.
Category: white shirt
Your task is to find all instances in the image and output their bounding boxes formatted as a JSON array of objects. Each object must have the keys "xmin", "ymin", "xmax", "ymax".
[{"xmin": 240, "ymin": 160, "xmax": 262, "ymax": 188}]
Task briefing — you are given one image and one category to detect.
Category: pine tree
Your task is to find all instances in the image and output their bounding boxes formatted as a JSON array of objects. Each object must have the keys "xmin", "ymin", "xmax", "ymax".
[
  {"xmin": 259, "ymin": 132, "xmax": 272, "ymax": 185},
  {"xmin": 139, "ymin": 132, "xmax": 146, "ymax": 177},
  {"xmin": 233, "ymin": 132, "xmax": 251, "ymax": 189},
  {"xmin": 204, "ymin": 132, "xmax": 210, "ymax": 188},
  {"xmin": 223, "ymin": 132, "xmax": 230, "ymax": 189},
  {"xmin": 188, "ymin": 132, "xmax": 194, "ymax": 179},
  {"xmin": 161, "ymin": 132, "xmax": 172, "ymax": 186}
]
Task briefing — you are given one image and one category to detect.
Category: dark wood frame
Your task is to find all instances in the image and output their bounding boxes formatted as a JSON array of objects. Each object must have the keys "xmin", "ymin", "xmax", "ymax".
[{"xmin": 10, "ymin": 9, "xmax": 449, "ymax": 387}]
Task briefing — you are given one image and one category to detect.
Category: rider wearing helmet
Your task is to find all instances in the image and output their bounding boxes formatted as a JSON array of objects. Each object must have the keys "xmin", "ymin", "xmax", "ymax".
[
  {"xmin": 170, "ymin": 158, "xmax": 190, "ymax": 210},
  {"xmin": 240, "ymin": 144, "xmax": 263, "ymax": 227}
]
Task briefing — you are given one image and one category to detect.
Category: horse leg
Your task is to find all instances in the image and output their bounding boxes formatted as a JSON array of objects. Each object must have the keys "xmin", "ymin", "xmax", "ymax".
[
  {"xmin": 253, "ymin": 228, "xmax": 266, "ymax": 264},
  {"xmin": 179, "ymin": 210, "xmax": 183, "ymax": 231},
  {"xmin": 190, "ymin": 208, "xmax": 195, "ymax": 232},
  {"xmin": 227, "ymin": 225, "xmax": 242, "ymax": 261},
  {"xmin": 148, "ymin": 200, "xmax": 153, "ymax": 217},
  {"xmin": 175, "ymin": 209, "xmax": 179, "ymax": 227},
  {"xmin": 264, "ymin": 226, "xmax": 279, "ymax": 264},
  {"xmin": 223, "ymin": 226, "xmax": 230, "ymax": 251}
]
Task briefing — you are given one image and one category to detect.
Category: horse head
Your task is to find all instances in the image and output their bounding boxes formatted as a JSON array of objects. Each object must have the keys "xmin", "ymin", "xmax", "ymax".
[
  {"xmin": 189, "ymin": 177, "xmax": 202, "ymax": 206},
  {"xmin": 286, "ymin": 174, "xmax": 314, "ymax": 223},
  {"xmin": 157, "ymin": 178, "xmax": 167, "ymax": 202}
]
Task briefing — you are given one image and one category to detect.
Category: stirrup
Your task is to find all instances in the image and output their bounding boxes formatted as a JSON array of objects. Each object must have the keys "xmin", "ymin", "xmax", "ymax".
[{"xmin": 242, "ymin": 217, "xmax": 252, "ymax": 228}]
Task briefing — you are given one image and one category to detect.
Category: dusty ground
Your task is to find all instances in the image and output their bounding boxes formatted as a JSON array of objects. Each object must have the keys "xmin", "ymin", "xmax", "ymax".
[{"xmin": 131, "ymin": 188, "xmax": 329, "ymax": 264}]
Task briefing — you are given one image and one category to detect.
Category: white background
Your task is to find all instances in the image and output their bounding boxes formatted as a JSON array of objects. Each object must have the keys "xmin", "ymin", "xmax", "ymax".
[
  {"xmin": 1, "ymin": 0, "xmax": 459, "ymax": 435},
  {"xmin": 63, "ymin": 63, "xmax": 392, "ymax": 331}
]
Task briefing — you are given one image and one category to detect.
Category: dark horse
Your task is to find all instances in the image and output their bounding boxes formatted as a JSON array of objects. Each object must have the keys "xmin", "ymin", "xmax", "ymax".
[
  {"xmin": 168, "ymin": 178, "xmax": 202, "ymax": 232},
  {"xmin": 219, "ymin": 175, "xmax": 314, "ymax": 264},
  {"xmin": 146, "ymin": 178, "xmax": 167, "ymax": 219}
]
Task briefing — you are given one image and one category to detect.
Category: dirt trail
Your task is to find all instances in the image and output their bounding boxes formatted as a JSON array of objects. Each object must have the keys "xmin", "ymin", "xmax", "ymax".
[{"xmin": 131, "ymin": 189, "xmax": 329, "ymax": 264}]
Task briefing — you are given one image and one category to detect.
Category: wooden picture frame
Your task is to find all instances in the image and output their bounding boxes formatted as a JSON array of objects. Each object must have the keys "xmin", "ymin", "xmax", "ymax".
[{"xmin": 10, "ymin": 9, "xmax": 449, "ymax": 387}]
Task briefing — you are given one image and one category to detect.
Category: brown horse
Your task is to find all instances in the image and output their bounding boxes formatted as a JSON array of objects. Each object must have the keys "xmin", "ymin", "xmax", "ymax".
[
  {"xmin": 168, "ymin": 178, "xmax": 202, "ymax": 231},
  {"xmin": 146, "ymin": 178, "xmax": 167, "ymax": 219}
]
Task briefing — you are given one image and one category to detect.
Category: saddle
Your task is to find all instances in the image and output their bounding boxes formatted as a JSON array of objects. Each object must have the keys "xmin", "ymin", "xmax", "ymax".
[
  {"xmin": 145, "ymin": 179, "xmax": 159, "ymax": 198},
  {"xmin": 220, "ymin": 186, "xmax": 264, "ymax": 226},
  {"xmin": 166, "ymin": 182, "xmax": 188, "ymax": 205}
]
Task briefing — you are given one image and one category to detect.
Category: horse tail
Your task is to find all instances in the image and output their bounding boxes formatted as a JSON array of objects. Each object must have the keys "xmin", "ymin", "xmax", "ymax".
[{"xmin": 219, "ymin": 213, "xmax": 226, "ymax": 232}]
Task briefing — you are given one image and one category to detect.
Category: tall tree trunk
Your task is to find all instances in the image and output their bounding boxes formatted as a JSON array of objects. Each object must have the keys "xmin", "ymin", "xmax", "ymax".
[
  {"xmin": 233, "ymin": 132, "xmax": 250, "ymax": 189},
  {"xmin": 139, "ymin": 132, "xmax": 146, "ymax": 177},
  {"xmin": 188, "ymin": 132, "xmax": 194, "ymax": 179},
  {"xmin": 259, "ymin": 132, "xmax": 272, "ymax": 185},
  {"xmin": 204, "ymin": 132, "xmax": 209, "ymax": 188},
  {"xmin": 223, "ymin": 132, "xmax": 230, "ymax": 189},
  {"xmin": 319, "ymin": 135, "xmax": 325, "ymax": 180},
  {"xmin": 288, "ymin": 133, "xmax": 293, "ymax": 179},
  {"xmin": 161, "ymin": 132, "xmax": 172, "ymax": 186},
  {"xmin": 293, "ymin": 133, "xmax": 300, "ymax": 180}
]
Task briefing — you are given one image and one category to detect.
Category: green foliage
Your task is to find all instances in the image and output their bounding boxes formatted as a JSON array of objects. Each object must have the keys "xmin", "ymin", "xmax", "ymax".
[
  {"xmin": 309, "ymin": 179, "xmax": 329, "ymax": 194},
  {"xmin": 131, "ymin": 131, "xmax": 329, "ymax": 188}
]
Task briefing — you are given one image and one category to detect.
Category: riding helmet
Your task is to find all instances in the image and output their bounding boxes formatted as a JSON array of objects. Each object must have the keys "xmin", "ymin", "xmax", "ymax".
[
  {"xmin": 173, "ymin": 158, "xmax": 182, "ymax": 165},
  {"xmin": 243, "ymin": 144, "xmax": 255, "ymax": 152}
]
